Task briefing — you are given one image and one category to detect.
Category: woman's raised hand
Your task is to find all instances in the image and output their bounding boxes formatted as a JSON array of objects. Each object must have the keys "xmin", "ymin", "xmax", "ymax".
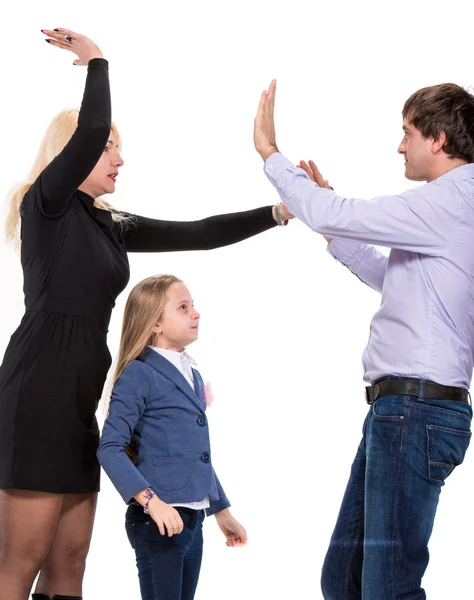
[{"xmin": 42, "ymin": 29, "xmax": 103, "ymax": 65}]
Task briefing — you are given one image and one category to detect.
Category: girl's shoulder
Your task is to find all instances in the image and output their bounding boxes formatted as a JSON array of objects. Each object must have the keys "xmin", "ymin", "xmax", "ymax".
[
  {"xmin": 113, "ymin": 359, "xmax": 158, "ymax": 402},
  {"xmin": 120, "ymin": 357, "xmax": 154, "ymax": 380},
  {"xmin": 119, "ymin": 354, "xmax": 169, "ymax": 387}
]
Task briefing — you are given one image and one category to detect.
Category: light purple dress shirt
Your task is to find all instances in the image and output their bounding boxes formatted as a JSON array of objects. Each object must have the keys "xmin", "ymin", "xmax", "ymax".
[{"xmin": 265, "ymin": 152, "xmax": 474, "ymax": 388}]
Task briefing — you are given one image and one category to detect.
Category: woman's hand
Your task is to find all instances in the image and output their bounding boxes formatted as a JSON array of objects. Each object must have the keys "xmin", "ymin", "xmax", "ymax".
[
  {"xmin": 272, "ymin": 203, "xmax": 294, "ymax": 223},
  {"xmin": 148, "ymin": 497, "xmax": 184, "ymax": 537},
  {"xmin": 42, "ymin": 29, "xmax": 103, "ymax": 65},
  {"xmin": 215, "ymin": 508, "xmax": 248, "ymax": 547},
  {"xmin": 296, "ymin": 159, "xmax": 333, "ymax": 243}
]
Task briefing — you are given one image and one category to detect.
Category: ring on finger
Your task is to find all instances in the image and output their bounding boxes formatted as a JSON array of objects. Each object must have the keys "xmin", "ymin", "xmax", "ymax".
[{"xmin": 65, "ymin": 35, "xmax": 72, "ymax": 42}]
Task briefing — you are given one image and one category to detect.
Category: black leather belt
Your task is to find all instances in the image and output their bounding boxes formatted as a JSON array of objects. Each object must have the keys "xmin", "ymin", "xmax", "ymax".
[{"xmin": 365, "ymin": 379, "xmax": 469, "ymax": 405}]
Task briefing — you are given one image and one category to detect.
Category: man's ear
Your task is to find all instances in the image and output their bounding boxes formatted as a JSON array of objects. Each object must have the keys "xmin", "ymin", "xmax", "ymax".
[{"xmin": 432, "ymin": 130, "xmax": 447, "ymax": 154}]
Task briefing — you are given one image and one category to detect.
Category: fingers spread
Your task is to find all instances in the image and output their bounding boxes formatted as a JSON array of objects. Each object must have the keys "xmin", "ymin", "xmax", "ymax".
[
  {"xmin": 299, "ymin": 160, "xmax": 315, "ymax": 181},
  {"xmin": 308, "ymin": 160, "xmax": 326, "ymax": 187}
]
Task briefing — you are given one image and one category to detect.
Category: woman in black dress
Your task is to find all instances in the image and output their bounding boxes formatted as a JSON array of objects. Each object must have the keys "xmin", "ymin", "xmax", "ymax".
[{"xmin": 0, "ymin": 29, "xmax": 291, "ymax": 600}]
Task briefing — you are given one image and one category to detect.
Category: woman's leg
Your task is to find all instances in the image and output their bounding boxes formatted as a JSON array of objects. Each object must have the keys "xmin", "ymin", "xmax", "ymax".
[
  {"xmin": 0, "ymin": 489, "xmax": 63, "ymax": 600},
  {"xmin": 34, "ymin": 493, "xmax": 97, "ymax": 598}
]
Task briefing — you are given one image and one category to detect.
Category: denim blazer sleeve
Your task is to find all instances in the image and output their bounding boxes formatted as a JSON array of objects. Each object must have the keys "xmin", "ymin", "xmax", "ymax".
[
  {"xmin": 207, "ymin": 469, "xmax": 231, "ymax": 516},
  {"xmin": 97, "ymin": 361, "xmax": 152, "ymax": 503}
]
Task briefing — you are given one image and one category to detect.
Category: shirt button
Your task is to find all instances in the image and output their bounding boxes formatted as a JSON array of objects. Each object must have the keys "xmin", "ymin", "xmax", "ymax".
[
  {"xmin": 197, "ymin": 416, "xmax": 207, "ymax": 427},
  {"xmin": 201, "ymin": 452, "xmax": 210, "ymax": 463}
]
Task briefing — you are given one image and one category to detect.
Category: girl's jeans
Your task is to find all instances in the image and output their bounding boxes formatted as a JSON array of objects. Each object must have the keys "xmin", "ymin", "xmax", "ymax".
[{"xmin": 125, "ymin": 503, "xmax": 205, "ymax": 600}]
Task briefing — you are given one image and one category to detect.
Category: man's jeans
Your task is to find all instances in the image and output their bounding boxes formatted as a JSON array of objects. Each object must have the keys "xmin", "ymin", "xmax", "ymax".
[
  {"xmin": 321, "ymin": 390, "xmax": 472, "ymax": 600},
  {"xmin": 125, "ymin": 504, "xmax": 205, "ymax": 600}
]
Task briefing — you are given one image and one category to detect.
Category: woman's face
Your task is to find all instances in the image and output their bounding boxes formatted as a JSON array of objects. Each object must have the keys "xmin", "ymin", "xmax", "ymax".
[{"xmin": 79, "ymin": 132, "xmax": 124, "ymax": 198}]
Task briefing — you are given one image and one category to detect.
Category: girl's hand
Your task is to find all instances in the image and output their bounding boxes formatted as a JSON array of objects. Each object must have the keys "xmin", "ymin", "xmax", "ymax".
[
  {"xmin": 296, "ymin": 159, "xmax": 333, "ymax": 244},
  {"xmin": 42, "ymin": 29, "xmax": 103, "ymax": 65},
  {"xmin": 215, "ymin": 509, "xmax": 248, "ymax": 547},
  {"xmin": 148, "ymin": 498, "xmax": 184, "ymax": 537}
]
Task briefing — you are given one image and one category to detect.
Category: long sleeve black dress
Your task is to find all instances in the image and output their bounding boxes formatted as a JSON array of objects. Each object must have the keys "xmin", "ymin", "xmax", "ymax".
[{"xmin": 0, "ymin": 59, "xmax": 276, "ymax": 494}]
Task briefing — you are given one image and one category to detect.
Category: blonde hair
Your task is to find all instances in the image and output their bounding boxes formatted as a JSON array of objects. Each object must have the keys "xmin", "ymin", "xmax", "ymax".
[
  {"xmin": 5, "ymin": 108, "xmax": 130, "ymax": 250},
  {"xmin": 113, "ymin": 274, "xmax": 183, "ymax": 388},
  {"xmin": 106, "ymin": 275, "xmax": 183, "ymax": 460}
]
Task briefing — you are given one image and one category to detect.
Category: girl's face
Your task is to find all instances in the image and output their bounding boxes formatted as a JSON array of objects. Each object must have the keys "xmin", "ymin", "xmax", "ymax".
[
  {"xmin": 153, "ymin": 283, "xmax": 200, "ymax": 352},
  {"xmin": 78, "ymin": 131, "xmax": 124, "ymax": 198}
]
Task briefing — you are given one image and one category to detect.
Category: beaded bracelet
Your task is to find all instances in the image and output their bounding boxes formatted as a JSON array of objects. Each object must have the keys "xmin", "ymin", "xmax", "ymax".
[{"xmin": 143, "ymin": 487, "xmax": 155, "ymax": 514}]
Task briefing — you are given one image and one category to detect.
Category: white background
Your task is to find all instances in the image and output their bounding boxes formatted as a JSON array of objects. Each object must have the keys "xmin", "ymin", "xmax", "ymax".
[{"xmin": 1, "ymin": 1, "xmax": 473, "ymax": 598}]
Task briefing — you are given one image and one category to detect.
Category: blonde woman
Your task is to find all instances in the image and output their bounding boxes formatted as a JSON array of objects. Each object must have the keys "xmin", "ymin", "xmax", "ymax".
[
  {"xmin": 0, "ymin": 29, "xmax": 290, "ymax": 600},
  {"xmin": 98, "ymin": 275, "xmax": 247, "ymax": 600}
]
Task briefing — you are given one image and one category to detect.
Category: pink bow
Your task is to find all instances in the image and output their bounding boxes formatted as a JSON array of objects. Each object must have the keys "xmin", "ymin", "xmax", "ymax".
[{"xmin": 204, "ymin": 382, "xmax": 214, "ymax": 406}]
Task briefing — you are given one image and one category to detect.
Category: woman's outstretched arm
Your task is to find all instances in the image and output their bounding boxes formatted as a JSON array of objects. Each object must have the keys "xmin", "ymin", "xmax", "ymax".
[{"xmin": 122, "ymin": 205, "xmax": 280, "ymax": 252}]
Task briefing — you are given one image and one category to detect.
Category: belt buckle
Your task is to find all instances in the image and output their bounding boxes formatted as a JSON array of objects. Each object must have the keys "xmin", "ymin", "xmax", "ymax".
[{"xmin": 365, "ymin": 386, "xmax": 373, "ymax": 405}]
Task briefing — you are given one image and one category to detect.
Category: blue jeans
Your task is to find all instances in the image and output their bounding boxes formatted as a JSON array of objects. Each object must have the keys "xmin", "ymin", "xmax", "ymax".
[
  {"xmin": 321, "ymin": 390, "xmax": 472, "ymax": 600},
  {"xmin": 125, "ymin": 504, "xmax": 205, "ymax": 600}
]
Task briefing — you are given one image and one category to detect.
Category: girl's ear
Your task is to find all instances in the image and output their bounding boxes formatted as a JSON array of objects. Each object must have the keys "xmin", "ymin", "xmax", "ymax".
[{"xmin": 152, "ymin": 324, "xmax": 161, "ymax": 335}]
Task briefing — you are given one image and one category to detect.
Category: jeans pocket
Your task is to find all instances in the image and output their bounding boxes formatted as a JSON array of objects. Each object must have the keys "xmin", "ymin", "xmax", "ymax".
[
  {"xmin": 125, "ymin": 521, "xmax": 136, "ymax": 550},
  {"xmin": 372, "ymin": 396, "xmax": 406, "ymax": 421},
  {"xmin": 427, "ymin": 424, "xmax": 472, "ymax": 482}
]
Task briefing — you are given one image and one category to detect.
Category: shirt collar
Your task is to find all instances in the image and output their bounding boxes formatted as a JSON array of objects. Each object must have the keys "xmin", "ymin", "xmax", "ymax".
[
  {"xmin": 149, "ymin": 346, "xmax": 196, "ymax": 371},
  {"xmin": 435, "ymin": 162, "xmax": 474, "ymax": 183}
]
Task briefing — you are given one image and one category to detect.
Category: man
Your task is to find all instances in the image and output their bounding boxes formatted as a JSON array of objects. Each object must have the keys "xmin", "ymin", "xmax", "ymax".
[{"xmin": 254, "ymin": 80, "xmax": 474, "ymax": 599}]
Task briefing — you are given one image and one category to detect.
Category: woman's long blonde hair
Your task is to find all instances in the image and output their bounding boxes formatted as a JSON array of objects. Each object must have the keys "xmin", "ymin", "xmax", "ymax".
[{"xmin": 5, "ymin": 108, "xmax": 129, "ymax": 250}]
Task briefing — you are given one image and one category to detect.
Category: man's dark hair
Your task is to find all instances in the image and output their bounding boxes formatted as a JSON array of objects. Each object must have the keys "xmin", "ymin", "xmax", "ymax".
[{"xmin": 403, "ymin": 83, "xmax": 474, "ymax": 163}]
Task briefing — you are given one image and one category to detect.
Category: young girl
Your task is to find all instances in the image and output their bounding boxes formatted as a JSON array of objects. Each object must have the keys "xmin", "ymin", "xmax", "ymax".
[{"xmin": 97, "ymin": 275, "xmax": 247, "ymax": 600}]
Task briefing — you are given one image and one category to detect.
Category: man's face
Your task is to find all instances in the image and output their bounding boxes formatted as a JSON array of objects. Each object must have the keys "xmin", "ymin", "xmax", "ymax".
[{"xmin": 398, "ymin": 120, "xmax": 433, "ymax": 182}]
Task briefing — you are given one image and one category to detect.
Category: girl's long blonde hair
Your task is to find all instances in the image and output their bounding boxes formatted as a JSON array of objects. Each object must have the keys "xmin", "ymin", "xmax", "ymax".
[
  {"xmin": 5, "ymin": 108, "xmax": 129, "ymax": 250},
  {"xmin": 105, "ymin": 275, "xmax": 182, "ymax": 461},
  {"xmin": 113, "ymin": 274, "xmax": 183, "ymax": 389}
]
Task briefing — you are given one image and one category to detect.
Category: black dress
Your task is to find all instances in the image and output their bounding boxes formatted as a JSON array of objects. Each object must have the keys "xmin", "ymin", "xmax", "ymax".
[{"xmin": 0, "ymin": 59, "xmax": 276, "ymax": 494}]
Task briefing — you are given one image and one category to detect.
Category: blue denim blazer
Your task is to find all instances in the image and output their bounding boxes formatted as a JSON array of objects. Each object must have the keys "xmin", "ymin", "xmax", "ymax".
[{"xmin": 97, "ymin": 347, "xmax": 230, "ymax": 516}]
